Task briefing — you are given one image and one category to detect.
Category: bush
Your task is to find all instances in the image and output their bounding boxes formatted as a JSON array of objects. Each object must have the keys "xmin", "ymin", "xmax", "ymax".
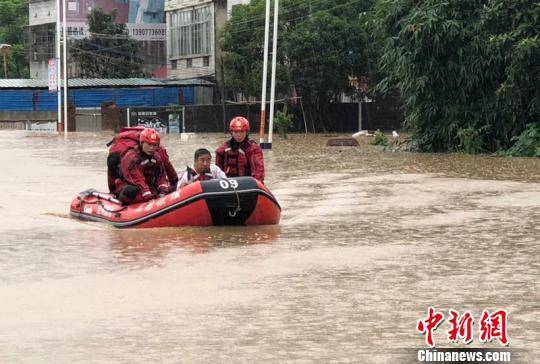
[
  {"xmin": 505, "ymin": 123, "xmax": 540, "ymax": 157},
  {"xmin": 274, "ymin": 111, "xmax": 294, "ymax": 139},
  {"xmin": 457, "ymin": 125, "xmax": 489, "ymax": 154},
  {"xmin": 169, "ymin": 103, "xmax": 182, "ymax": 119},
  {"xmin": 371, "ymin": 129, "xmax": 389, "ymax": 146}
]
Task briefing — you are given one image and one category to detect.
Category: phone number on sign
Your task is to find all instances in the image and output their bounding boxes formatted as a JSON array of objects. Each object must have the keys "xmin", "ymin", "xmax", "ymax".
[{"xmin": 130, "ymin": 29, "xmax": 166, "ymax": 36}]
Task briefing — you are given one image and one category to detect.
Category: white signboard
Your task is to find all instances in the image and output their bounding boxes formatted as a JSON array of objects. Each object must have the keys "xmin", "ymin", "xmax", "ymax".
[
  {"xmin": 127, "ymin": 23, "xmax": 166, "ymax": 41},
  {"xmin": 48, "ymin": 59, "xmax": 57, "ymax": 93},
  {"xmin": 65, "ymin": 22, "xmax": 165, "ymax": 41},
  {"xmin": 65, "ymin": 22, "xmax": 87, "ymax": 39},
  {"xmin": 30, "ymin": 121, "xmax": 57, "ymax": 132}
]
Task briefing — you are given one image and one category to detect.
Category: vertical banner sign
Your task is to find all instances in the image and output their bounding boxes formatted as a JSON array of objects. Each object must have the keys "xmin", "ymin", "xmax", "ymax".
[{"xmin": 48, "ymin": 59, "xmax": 57, "ymax": 93}]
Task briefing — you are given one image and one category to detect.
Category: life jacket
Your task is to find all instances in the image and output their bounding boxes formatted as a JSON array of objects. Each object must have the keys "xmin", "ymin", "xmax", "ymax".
[
  {"xmin": 221, "ymin": 140, "xmax": 251, "ymax": 177},
  {"xmin": 115, "ymin": 147, "xmax": 168, "ymax": 204},
  {"xmin": 107, "ymin": 126, "xmax": 145, "ymax": 156},
  {"xmin": 185, "ymin": 166, "xmax": 213, "ymax": 182},
  {"xmin": 121, "ymin": 148, "xmax": 166, "ymax": 189},
  {"xmin": 106, "ymin": 127, "xmax": 146, "ymax": 192},
  {"xmin": 107, "ymin": 127, "xmax": 178, "ymax": 193}
]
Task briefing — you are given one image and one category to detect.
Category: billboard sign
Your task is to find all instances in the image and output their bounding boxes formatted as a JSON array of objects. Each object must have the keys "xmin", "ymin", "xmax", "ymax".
[
  {"xmin": 129, "ymin": 106, "xmax": 185, "ymax": 134},
  {"xmin": 65, "ymin": 22, "xmax": 166, "ymax": 41},
  {"xmin": 62, "ymin": 0, "xmax": 165, "ymax": 41}
]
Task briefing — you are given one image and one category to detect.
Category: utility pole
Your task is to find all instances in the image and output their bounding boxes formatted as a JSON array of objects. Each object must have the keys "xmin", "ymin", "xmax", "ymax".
[
  {"xmin": 56, "ymin": 0, "xmax": 61, "ymax": 128},
  {"xmin": 357, "ymin": 88, "xmax": 362, "ymax": 132},
  {"xmin": 62, "ymin": 0, "xmax": 68, "ymax": 135},
  {"xmin": 266, "ymin": 0, "xmax": 279, "ymax": 149},
  {"xmin": 220, "ymin": 55, "xmax": 227, "ymax": 131},
  {"xmin": 0, "ymin": 44, "xmax": 11, "ymax": 78},
  {"xmin": 259, "ymin": 0, "xmax": 271, "ymax": 146},
  {"xmin": 348, "ymin": 75, "xmax": 367, "ymax": 132}
]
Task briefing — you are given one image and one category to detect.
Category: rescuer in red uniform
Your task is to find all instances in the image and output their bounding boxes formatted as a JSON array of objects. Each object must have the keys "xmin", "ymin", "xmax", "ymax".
[
  {"xmin": 107, "ymin": 126, "xmax": 178, "ymax": 194},
  {"xmin": 115, "ymin": 128, "xmax": 170, "ymax": 204},
  {"xmin": 215, "ymin": 116, "xmax": 265, "ymax": 182}
]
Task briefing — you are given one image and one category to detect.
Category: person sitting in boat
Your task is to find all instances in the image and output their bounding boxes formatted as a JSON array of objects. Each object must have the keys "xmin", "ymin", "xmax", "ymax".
[
  {"xmin": 107, "ymin": 126, "xmax": 178, "ymax": 194},
  {"xmin": 215, "ymin": 116, "xmax": 265, "ymax": 182},
  {"xmin": 179, "ymin": 148, "xmax": 227, "ymax": 188},
  {"xmin": 114, "ymin": 128, "xmax": 170, "ymax": 204}
]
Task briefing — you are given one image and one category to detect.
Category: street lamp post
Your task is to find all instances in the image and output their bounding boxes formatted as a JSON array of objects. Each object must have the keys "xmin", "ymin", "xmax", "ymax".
[
  {"xmin": 348, "ymin": 75, "xmax": 369, "ymax": 132},
  {"xmin": 0, "ymin": 44, "xmax": 11, "ymax": 78}
]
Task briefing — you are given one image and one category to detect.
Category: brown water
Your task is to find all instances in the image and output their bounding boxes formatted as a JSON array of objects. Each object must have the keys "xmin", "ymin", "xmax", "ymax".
[{"xmin": 0, "ymin": 131, "xmax": 538, "ymax": 363}]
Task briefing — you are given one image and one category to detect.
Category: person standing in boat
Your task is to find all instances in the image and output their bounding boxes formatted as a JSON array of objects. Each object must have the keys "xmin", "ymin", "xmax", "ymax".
[
  {"xmin": 215, "ymin": 116, "xmax": 265, "ymax": 182},
  {"xmin": 179, "ymin": 148, "xmax": 227, "ymax": 188},
  {"xmin": 115, "ymin": 128, "xmax": 170, "ymax": 204}
]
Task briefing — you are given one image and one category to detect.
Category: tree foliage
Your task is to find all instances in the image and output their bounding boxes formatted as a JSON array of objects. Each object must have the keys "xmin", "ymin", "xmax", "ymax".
[
  {"xmin": 220, "ymin": 0, "xmax": 375, "ymax": 130},
  {"xmin": 274, "ymin": 110, "xmax": 293, "ymax": 138},
  {"xmin": 374, "ymin": 0, "xmax": 539, "ymax": 154},
  {"xmin": 0, "ymin": 0, "xmax": 29, "ymax": 77},
  {"xmin": 222, "ymin": 0, "xmax": 538, "ymax": 155},
  {"xmin": 71, "ymin": 8, "xmax": 145, "ymax": 78}
]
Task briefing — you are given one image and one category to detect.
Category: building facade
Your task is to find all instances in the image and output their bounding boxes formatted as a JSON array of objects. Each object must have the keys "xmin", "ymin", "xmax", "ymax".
[
  {"xmin": 28, "ymin": 0, "xmax": 167, "ymax": 79},
  {"xmin": 165, "ymin": 0, "xmax": 227, "ymax": 86}
]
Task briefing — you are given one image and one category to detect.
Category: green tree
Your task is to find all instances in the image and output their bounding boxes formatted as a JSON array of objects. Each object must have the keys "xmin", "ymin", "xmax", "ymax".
[
  {"xmin": 0, "ymin": 0, "xmax": 29, "ymax": 78},
  {"xmin": 220, "ymin": 0, "xmax": 375, "ymax": 130},
  {"xmin": 374, "ymin": 0, "xmax": 539, "ymax": 154},
  {"xmin": 71, "ymin": 8, "xmax": 145, "ymax": 78},
  {"xmin": 483, "ymin": 0, "xmax": 540, "ymax": 153}
]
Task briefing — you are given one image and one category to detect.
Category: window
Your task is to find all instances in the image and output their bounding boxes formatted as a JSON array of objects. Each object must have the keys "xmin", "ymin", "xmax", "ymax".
[
  {"xmin": 171, "ymin": 60, "xmax": 177, "ymax": 69},
  {"xmin": 186, "ymin": 58, "xmax": 192, "ymax": 68},
  {"xmin": 203, "ymin": 56, "xmax": 209, "ymax": 67},
  {"xmin": 169, "ymin": 5, "xmax": 211, "ymax": 58}
]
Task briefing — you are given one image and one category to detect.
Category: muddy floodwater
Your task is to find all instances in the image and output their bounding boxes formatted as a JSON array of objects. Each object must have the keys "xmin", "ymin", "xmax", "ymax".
[{"xmin": 1, "ymin": 131, "xmax": 538, "ymax": 363}]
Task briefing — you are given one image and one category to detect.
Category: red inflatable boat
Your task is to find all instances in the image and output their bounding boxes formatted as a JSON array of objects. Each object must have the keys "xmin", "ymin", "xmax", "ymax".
[{"xmin": 70, "ymin": 177, "xmax": 280, "ymax": 228}]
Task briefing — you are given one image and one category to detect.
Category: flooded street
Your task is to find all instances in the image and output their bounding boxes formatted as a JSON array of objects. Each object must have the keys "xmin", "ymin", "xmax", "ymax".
[{"xmin": 1, "ymin": 130, "xmax": 538, "ymax": 363}]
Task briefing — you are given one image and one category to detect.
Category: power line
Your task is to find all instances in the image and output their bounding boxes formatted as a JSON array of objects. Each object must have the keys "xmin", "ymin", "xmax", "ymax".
[
  {"xmin": 71, "ymin": 40, "xmax": 144, "ymax": 58},
  {"xmin": 224, "ymin": 0, "xmax": 321, "ymax": 28},
  {"xmin": 223, "ymin": 0, "xmax": 364, "ymax": 35},
  {"xmin": 24, "ymin": 0, "xmax": 361, "ymax": 41},
  {"xmin": 222, "ymin": 0, "xmax": 366, "ymax": 38},
  {"xmin": 13, "ymin": 0, "xmax": 366, "ymax": 76},
  {"xmin": 69, "ymin": 45, "xmax": 216, "ymax": 73},
  {"xmin": 12, "ymin": 42, "xmax": 219, "ymax": 75},
  {"xmin": 222, "ymin": 2, "xmax": 298, "ymax": 29},
  {"xmin": 69, "ymin": 46, "xmax": 163, "ymax": 66}
]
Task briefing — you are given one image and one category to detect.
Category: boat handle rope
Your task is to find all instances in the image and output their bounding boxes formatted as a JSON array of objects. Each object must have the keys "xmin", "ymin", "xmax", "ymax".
[
  {"xmin": 228, "ymin": 183, "xmax": 242, "ymax": 217},
  {"xmin": 78, "ymin": 197, "xmax": 128, "ymax": 215}
]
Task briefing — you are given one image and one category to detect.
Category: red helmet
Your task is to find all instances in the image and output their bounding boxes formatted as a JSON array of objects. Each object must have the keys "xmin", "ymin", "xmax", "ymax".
[
  {"xmin": 139, "ymin": 128, "xmax": 160, "ymax": 145},
  {"xmin": 229, "ymin": 116, "xmax": 250, "ymax": 132}
]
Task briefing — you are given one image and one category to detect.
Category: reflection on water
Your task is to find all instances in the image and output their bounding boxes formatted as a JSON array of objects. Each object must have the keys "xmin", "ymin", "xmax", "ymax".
[
  {"xmin": 0, "ymin": 131, "xmax": 538, "ymax": 363},
  {"xmin": 108, "ymin": 225, "xmax": 282, "ymax": 263}
]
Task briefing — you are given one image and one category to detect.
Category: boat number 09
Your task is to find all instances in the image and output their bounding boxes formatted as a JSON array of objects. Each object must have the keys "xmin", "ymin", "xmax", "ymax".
[{"xmin": 219, "ymin": 179, "xmax": 239, "ymax": 189}]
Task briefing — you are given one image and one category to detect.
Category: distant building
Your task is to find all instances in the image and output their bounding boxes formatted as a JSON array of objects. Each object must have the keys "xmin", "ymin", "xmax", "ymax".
[
  {"xmin": 165, "ymin": 0, "xmax": 228, "ymax": 102},
  {"xmin": 27, "ymin": 0, "xmax": 167, "ymax": 79},
  {"xmin": 0, "ymin": 78, "xmax": 215, "ymax": 131}
]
